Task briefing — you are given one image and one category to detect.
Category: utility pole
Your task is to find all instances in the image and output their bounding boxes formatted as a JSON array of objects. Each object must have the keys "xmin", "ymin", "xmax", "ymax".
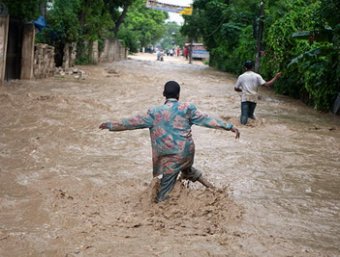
[
  {"xmin": 40, "ymin": 1, "xmax": 47, "ymax": 17},
  {"xmin": 255, "ymin": 1, "xmax": 264, "ymax": 73},
  {"xmin": 189, "ymin": 39, "xmax": 193, "ymax": 64}
]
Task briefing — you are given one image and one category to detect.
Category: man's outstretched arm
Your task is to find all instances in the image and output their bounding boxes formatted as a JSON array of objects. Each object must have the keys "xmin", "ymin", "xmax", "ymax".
[
  {"xmin": 190, "ymin": 104, "xmax": 240, "ymax": 139},
  {"xmin": 99, "ymin": 111, "xmax": 153, "ymax": 131},
  {"xmin": 229, "ymin": 126, "xmax": 240, "ymax": 139},
  {"xmin": 263, "ymin": 72, "xmax": 282, "ymax": 87}
]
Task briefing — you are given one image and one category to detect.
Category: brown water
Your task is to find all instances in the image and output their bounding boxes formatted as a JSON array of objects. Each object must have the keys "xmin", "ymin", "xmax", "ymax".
[{"xmin": 0, "ymin": 53, "xmax": 339, "ymax": 257}]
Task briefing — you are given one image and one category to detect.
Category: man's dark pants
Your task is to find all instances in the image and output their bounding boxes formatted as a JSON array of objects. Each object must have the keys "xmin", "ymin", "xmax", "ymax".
[{"xmin": 241, "ymin": 101, "xmax": 257, "ymax": 125}]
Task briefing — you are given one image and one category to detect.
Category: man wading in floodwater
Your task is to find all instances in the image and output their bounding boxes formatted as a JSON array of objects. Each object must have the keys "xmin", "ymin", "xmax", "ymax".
[
  {"xmin": 234, "ymin": 60, "xmax": 282, "ymax": 125},
  {"xmin": 99, "ymin": 81, "xmax": 240, "ymax": 202}
]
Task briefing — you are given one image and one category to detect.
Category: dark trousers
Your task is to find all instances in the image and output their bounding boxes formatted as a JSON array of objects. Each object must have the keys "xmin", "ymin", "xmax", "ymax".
[
  {"xmin": 156, "ymin": 166, "xmax": 202, "ymax": 202},
  {"xmin": 241, "ymin": 101, "xmax": 257, "ymax": 125}
]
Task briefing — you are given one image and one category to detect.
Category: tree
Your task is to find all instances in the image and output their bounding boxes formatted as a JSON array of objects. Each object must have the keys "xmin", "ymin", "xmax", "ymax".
[
  {"xmin": 37, "ymin": 0, "xmax": 116, "ymax": 64},
  {"xmin": 181, "ymin": 0, "xmax": 258, "ymax": 72},
  {"xmin": 159, "ymin": 22, "xmax": 185, "ymax": 50},
  {"xmin": 2, "ymin": 0, "xmax": 43, "ymax": 20},
  {"xmin": 35, "ymin": 0, "xmax": 83, "ymax": 65},
  {"xmin": 103, "ymin": 0, "xmax": 135, "ymax": 36},
  {"xmin": 77, "ymin": 0, "xmax": 114, "ymax": 63},
  {"xmin": 180, "ymin": 0, "xmax": 339, "ymax": 111},
  {"xmin": 283, "ymin": 0, "xmax": 340, "ymax": 110},
  {"xmin": 117, "ymin": 0, "xmax": 167, "ymax": 52}
]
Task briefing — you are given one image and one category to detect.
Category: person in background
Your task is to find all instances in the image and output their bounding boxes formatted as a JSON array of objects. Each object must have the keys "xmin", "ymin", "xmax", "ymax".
[
  {"xmin": 100, "ymin": 81, "xmax": 240, "ymax": 203},
  {"xmin": 176, "ymin": 47, "xmax": 180, "ymax": 57},
  {"xmin": 234, "ymin": 60, "xmax": 282, "ymax": 125},
  {"xmin": 183, "ymin": 46, "xmax": 189, "ymax": 60}
]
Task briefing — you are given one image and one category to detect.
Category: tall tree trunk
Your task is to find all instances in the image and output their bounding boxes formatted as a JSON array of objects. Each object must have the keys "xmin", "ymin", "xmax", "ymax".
[
  {"xmin": 113, "ymin": 4, "xmax": 129, "ymax": 35},
  {"xmin": 40, "ymin": 1, "xmax": 47, "ymax": 17},
  {"xmin": 255, "ymin": 1, "xmax": 264, "ymax": 73}
]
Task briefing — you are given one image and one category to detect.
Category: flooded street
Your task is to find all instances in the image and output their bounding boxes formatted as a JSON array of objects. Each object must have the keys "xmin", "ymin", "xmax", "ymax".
[{"xmin": 0, "ymin": 53, "xmax": 339, "ymax": 257}]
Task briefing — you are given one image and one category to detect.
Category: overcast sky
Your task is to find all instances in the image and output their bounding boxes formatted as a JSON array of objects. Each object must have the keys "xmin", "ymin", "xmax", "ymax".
[
  {"xmin": 166, "ymin": 12, "xmax": 184, "ymax": 24},
  {"xmin": 160, "ymin": 0, "xmax": 194, "ymax": 24},
  {"xmin": 159, "ymin": 0, "xmax": 193, "ymax": 5}
]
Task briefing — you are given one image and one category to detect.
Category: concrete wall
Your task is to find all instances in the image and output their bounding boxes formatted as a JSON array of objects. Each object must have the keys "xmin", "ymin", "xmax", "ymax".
[
  {"xmin": 21, "ymin": 23, "xmax": 35, "ymax": 80},
  {"xmin": 1, "ymin": 26, "xmax": 126, "ymax": 84},
  {"xmin": 64, "ymin": 39, "xmax": 127, "ymax": 68},
  {"xmin": 63, "ymin": 42, "xmax": 77, "ymax": 69},
  {"xmin": 33, "ymin": 43, "xmax": 55, "ymax": 79},
  {"xmin": 0, "ymin": 15, "xmax": 9, "ymax": 86},
  {"xmin": 91, "ymin": 40, "xmax": 99, "ymax": 64},
  {"xmin": 100, "ymin": 39, "xmax": 127, "ymax": 63}
]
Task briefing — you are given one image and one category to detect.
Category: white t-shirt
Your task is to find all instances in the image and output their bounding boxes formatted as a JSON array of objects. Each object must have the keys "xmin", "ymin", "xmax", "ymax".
[{"xmin": 235, "ymin": 71, "xmax": 266, "ymax": 103}]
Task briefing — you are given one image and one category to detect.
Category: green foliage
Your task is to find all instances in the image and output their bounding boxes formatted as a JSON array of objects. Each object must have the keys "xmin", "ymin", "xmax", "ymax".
[
  {"xmin": 289, "ymin": 46, "xmax": 338, "ymax": 110},
  {"xmin": 117, "ymin": 26, "xmax": 140, "ymax": 52},
  {"xmin": 317, "ymin": 0, "xmax": 339, "ymax": 28},
  {"xmin": 233, "ymin": 26, "xmax": 256, "ymax": 73},
  {"xmin": 262, "ymin": 1, "xmax": 317, "ymax": 75},
  {"xmin": 181, "ymin": 0, "xmax": 339, "ymax": 111},
  {"xmin": 4, "ymin": 0, "xmax": 168, "ymax": 62},
  {"xmin": 36, "ymin": 0, "xmax": 117, "ymax": 64},
  {"xmin": 159, "ymin": 22, "xmax": 185, "ymax": 50},
  {"xmin": 117, "ymin": 0, "xmax": 167, "ymax": 52},
  {"xmin": 79, "ymin": 0, "xmax": 114, "ymax": 42},
  {"xmin": 182, "ymin": 0, "xmax": 258, "ymax": 72},
  {"xmin": 38, "ymin": 0, "xmax": 82, "ymax": 44},
  {"xmin": 263, "ymin": 0, "xmax": 339, "ymax": 110},
  {"xmin": 2, "ymin": 0, "xmax": 42, "ymax": 20}
]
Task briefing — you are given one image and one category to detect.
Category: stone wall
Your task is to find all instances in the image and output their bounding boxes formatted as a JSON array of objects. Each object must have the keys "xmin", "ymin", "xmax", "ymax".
[
  {"xmin": 100, "ymin": 39, "xmax": 127, "ymax": 63},
  {"xmin": 63, "ymin": 39, "xmax": 127, "ymax": 67},
  {"xmin": 0, "ymin": 15, "xmax": 9, "ymax": 86},
  {"xmin": 33, "ymin": 43, "xmax": 55, "ymax": 79},
  {"xmin": 1, "ymin": 29, "xmax": 126, "ymax": 84},
  {"xmin": 92, "ymin": 40, "xmax": 99, "ymax": 64},
  {"xmin": 63, "ymin": 42, "xmax": 76, "ymax": 70},
  {"xmin": 21, "ymin": 24, "xmax": 35, "ymax": 79}
]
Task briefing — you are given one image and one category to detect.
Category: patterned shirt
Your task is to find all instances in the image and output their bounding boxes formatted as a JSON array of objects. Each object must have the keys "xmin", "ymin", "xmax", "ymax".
[{"xmin": 108, "ymin": 99, "xmax": 233, "ymax": 175}]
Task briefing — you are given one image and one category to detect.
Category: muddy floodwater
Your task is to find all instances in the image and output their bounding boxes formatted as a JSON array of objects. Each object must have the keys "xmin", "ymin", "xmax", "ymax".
[{"xmin": 0, "ymin": 53, "xmax": 339, "ymax": 257}]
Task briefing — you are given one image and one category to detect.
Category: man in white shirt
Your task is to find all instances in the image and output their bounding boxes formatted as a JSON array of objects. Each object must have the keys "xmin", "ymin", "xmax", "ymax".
[{"xmin": 234, "ymin": 60, "xmax": 282, "ymax": 125}]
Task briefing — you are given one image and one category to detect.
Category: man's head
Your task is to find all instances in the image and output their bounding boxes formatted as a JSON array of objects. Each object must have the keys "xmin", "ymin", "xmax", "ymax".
[
  {"xmin": 163, "ymin": 81, "xmax": 180, "ymax": 99},
  {"xmin": 244, "ymin": 60, "xmax": 254, "ymax": 70}
]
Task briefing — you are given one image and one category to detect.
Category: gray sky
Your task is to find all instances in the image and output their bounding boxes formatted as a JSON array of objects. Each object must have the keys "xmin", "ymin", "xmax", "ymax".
[
  {"xmin": 166, "ymin": 12, "xmax": 184, "ymax": 24},
  {"xmin": 159, "ymin": 0, "xmax": 194, "ymax": 25}
]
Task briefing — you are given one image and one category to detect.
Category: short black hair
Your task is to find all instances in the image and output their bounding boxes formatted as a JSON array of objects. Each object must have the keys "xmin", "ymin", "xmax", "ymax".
[
  {"xmin": 163, "ymin": 81, "xmax": 180, "ymax": 99},
  {"xmin": 244, "ymin": 60, "xmax": 254, "ymax": 70}
]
